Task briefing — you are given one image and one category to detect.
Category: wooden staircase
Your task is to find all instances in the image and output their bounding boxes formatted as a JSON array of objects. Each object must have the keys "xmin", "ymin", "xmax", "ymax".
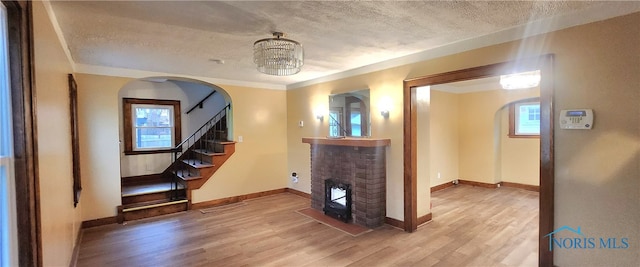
[
  {"xmin": 117, "ymin": 174, "xmax": 188, "ymax": 223},
  {"xmin": 172, "ymin": 140, "xmax": 236, "ymax": 205},
  {"xmin": 117, "ymin": 105, "xmax": 235, "ymax": 222}
]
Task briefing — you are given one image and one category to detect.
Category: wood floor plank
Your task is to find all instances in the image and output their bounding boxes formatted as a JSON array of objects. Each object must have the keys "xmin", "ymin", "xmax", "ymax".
[{"xmin": 77, "ymin": 185, "xmax": 538, "ymax": 267}]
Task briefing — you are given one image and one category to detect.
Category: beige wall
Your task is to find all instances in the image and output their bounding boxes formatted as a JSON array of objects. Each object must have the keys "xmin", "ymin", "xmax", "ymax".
[
  {"xmin": 458, "ymin": 88, "xmax": 539, "ymax": 184},
  {"xmin": 76, "ymin": 74, "xmax": 130, "ymax": 220},
  {"xmin": 499, "ymin": 106, "xmax": 540, "ymax": 186},
  {"xmin": 549, "ymin": 13, "xmax": 639, "ymax": 266},
  {"xmin": 76, "ymin": 74, "xmax": 289, "ymax": 219},
  {"xmin": 429, "ymin": 90, "xmax": 460, "ymax": 187},
  {"xmin": 191, "ymin": 85, "xmax": 288, "ymax": 203},
  {"xmin": 286, "ymin": 73, "xmax": 410, "ymax": 220},
  {"xmin": 286, "ymin": 13, "xmax": 639, "ymax": 265},
  {"xmin": 428, "ymin": 88, "xmax": 538, "ymax": 187},
  {"xmin": 32, "ymin": 1, "xmax": 82, "ymax": 266}
]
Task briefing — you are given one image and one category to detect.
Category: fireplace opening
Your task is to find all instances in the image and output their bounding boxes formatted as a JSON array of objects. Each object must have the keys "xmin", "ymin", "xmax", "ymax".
[{"xmin": 323, "ymin": 179, "xmax": 352, "ymax": 222}]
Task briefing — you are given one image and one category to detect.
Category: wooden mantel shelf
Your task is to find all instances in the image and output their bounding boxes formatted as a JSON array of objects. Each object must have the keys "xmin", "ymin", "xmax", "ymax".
[{"xmin": 302, "ymin": 137, "xmax": 390, "ymax": 147}]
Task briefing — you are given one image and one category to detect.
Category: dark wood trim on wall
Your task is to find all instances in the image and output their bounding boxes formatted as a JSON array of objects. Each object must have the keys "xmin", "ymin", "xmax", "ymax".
[
  {"xmin": 538, "ymin": 55, "xmax": 555, "ymax": 267},
  {"xmin": 417, "ymin": 213, "xmax": 432, "ymax": 226},
  {"xmin": 285, "ymin": 188, "xmax": 311, "ymax": 199},
  {"xmin": 458, "ymin": 179, "xmax": 500, "ymax": 189},
  {"xmin": 384, "ymin": 217, "xmax": 404, "ymax": 229},
  {"xmin": 501, "ymin": 181, "xmax": 540, "ymax": 192},
  {"xmin": 81, "ymin": 216, "xmax": 118, "ymax": 229},
  {"xmin": 403, "ymin": 55, "xmax": 555, "ymax": 266},
  {"xmin": 4, "ymin": 1, "xmax": 42, "ymax": 266},
  {"xmin": 190, "ymin": 188, "xmax": 287, "ymax": 210},
  {"xmin": 402, "ymin": 81, "xmax": 417, "ymax": 232},
  {"xmin": 69, "ymin": 74, "xmax": 82, "ymax": 207},
  {"xmin": 430, "ymin": 182, "xmax": 454, "ymax": 193}
]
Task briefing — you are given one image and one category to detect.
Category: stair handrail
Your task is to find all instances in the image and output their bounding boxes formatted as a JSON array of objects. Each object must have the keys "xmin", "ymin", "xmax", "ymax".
[
  {"xmin": 174, "ymin": 102, "xmax": 231, "ymax": 152},
  {"xmin": 185, "ymin": 90, "xmax": 217, "ymax": 115},
  {"xmin": 166, "ymin": 103, "xmax": 231, "ymax": 200}
]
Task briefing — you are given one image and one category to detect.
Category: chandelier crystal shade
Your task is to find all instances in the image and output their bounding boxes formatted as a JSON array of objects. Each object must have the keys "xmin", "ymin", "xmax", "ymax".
[{"xmin": 253, "ymin": 32, "xmax": 304, "ymax": 76}]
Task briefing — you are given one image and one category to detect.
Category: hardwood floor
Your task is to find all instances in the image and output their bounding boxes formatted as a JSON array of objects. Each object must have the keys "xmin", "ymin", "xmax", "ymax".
[{"xmin": 77, "ymin": 185, "xmax": 538, "ymax": 267}]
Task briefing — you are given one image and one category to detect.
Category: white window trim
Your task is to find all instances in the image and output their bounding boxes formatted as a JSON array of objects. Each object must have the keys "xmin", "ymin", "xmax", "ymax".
[{"xmin": 131, "ymin": 104, "xmax": 175, "ymax": 151}]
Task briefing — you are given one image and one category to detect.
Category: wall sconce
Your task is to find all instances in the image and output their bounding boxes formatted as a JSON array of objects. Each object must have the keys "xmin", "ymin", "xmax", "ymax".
[
  {"xmin": 314, "ymin": 107, "xmax": 325, "ymax": 121},
  {"xmin": 379, "ymin": 96, "xmax": 392, "ymax": 119}
]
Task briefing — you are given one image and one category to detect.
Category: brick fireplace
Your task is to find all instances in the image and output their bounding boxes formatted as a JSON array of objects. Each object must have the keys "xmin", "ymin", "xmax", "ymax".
[{"xmin": 302, "ymin": 137, "xmax": 390, "ymax": 228}]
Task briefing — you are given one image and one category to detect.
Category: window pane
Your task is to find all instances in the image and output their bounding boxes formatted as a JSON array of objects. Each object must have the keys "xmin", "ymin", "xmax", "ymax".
[
  {"xmin": 135, "ymin": 127, "xmax": 173, "ymax": 149},
  {"xmin": 517, "ymin": 104, "xmax": 540, "ymax": 135},
  {"xmin": 135, "ymin": 107, "xmax": 172, "ymax": 127}
]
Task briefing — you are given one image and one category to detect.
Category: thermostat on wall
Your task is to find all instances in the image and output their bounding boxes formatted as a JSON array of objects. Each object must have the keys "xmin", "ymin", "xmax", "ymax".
[{"xmin": 559, "ymin": 109, "xmax": 594, "ymax": 129}]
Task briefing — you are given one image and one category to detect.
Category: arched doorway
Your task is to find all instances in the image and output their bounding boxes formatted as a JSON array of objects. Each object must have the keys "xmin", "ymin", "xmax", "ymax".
[{"xmin": 116, "ymin": 77, "xmax": 234, "ymax": 221}]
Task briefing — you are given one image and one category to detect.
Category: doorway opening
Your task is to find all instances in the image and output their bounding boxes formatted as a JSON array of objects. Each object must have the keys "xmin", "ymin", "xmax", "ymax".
[{"xmin": 403, "ymin": 55, "xmax": 555, "ymax": 265}]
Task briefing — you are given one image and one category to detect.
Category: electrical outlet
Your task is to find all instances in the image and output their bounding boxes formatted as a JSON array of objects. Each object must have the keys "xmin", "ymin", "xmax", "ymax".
[{"xmin": 437, "ymin": 172, "xmax": 441, "ymax": 179}]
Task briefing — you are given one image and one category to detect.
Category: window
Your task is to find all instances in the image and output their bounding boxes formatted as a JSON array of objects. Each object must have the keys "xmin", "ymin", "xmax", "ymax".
[
  {"xmin": 1, "ymin": 3, "xmax": 17, "ymax": 265},
  {"xmin": 123, "ymin": 98, "xmax": 181, "ymax": 154},
  {"xmin": 509, "ymin": 101, "xmax": 540, "ymax": 138}
]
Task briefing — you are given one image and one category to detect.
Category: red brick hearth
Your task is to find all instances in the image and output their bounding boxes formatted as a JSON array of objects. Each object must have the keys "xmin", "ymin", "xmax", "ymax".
[{"xmin": 302, "ymin": 138, "xmax": 390, "ymax": 228}]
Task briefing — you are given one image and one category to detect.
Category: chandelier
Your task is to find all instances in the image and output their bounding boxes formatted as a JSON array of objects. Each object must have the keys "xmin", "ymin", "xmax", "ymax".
[{"xmin": 253, "ymin": 32, "xmax": 304, "ymax": 76}]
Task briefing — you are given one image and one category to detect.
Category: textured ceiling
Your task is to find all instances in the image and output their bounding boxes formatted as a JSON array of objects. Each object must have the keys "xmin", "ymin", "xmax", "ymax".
[{"xmin": 48, "ymin": 1, "xmax": 639, "ymax": 88}]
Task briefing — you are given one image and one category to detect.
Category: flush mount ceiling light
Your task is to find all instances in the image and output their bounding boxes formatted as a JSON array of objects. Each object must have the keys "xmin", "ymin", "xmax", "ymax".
[
  {"xmin": 500, "ymin": 70, "xmax": 541, "ymax": 90},
  {"xmin": 253, "ymin": 32, "xmax": 304, "ymax": 76}
]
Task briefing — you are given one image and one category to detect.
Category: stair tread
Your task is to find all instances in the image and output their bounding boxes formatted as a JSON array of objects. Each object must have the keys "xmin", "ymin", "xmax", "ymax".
[
  {"xmin": 122, "ymin": 198, "xmax": 188, "ymax": 211},
  {"xmin": 173, "ymin": 170, "xmax": 203, "ymax": 181},
  {"xmin": 121, "ymin": 182, "xmax": 185, "ymax": 197},
  {"xmin": 181, "ymin": 159, "xmax": 214, "ymax": 168},
  {"xmin": 192, "ymin": 149, "xmax": 226, "ymax": 156}
]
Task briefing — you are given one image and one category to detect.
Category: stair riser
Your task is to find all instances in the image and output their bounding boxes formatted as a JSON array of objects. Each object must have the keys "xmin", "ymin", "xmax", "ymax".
[
  {"xmin": 179, "ymin": 164, "xmax": 203, "ymax": 177},
  {"xmin": 122, "ymin": 202, "xmax": 188, "ymax": 221},
  {"xmin": 121, "ymin": 173, "xmax": 165, "ymax": 187},
  {"xmin": 209, "ymin": 143, "xmax": 225, "ymax": 153},
  {"xmin": 122, "ymin": 190, "xmax": 186, "ymax": 205}
]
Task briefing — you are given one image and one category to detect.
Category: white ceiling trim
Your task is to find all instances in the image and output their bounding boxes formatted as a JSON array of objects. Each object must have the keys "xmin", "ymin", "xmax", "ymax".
[
  {"xmin": 42, "ymin": 0, "xmax": 75, "ymax": 72},
  {"xmin": 287, "ymin": 3, "xmax": 640, "ymax": 90},
  {"xmin": 74, "ymin": 63, "xmax": 287, "ymax": 90}
]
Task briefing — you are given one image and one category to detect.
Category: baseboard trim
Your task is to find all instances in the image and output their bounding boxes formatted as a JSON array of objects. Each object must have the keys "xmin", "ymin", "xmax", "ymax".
[
  {"xmin": 418, "ymin": 213, "xmax": 433, "ymax": 226},
  {"xmin": 501, "ymin": 181, "xmax": 540, "ymax": 192},
  {"xmin": 81, "ymin": 216, "xmax": 118, "ymax": 229},
  {"xmin": 191, "ymin": 188, "xmax": 287, "ymax": 210},
  {"xmin": 384, "ymin": 217, "xmax": 404, "ymax": 229},
  {"xmin": 286, "ymin": 188, "xmax": 311, "ymax": 199},
  {"xmin": 458, "ymin": 179, "xmax": 499, "ymax": 189},
  {"xmin": 69, "ymin": 225, "xmax": 83, "ymax": 267},
  {"xmin": 431, "ymin": 182, "xmax": 454, "ymax": 192}
]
